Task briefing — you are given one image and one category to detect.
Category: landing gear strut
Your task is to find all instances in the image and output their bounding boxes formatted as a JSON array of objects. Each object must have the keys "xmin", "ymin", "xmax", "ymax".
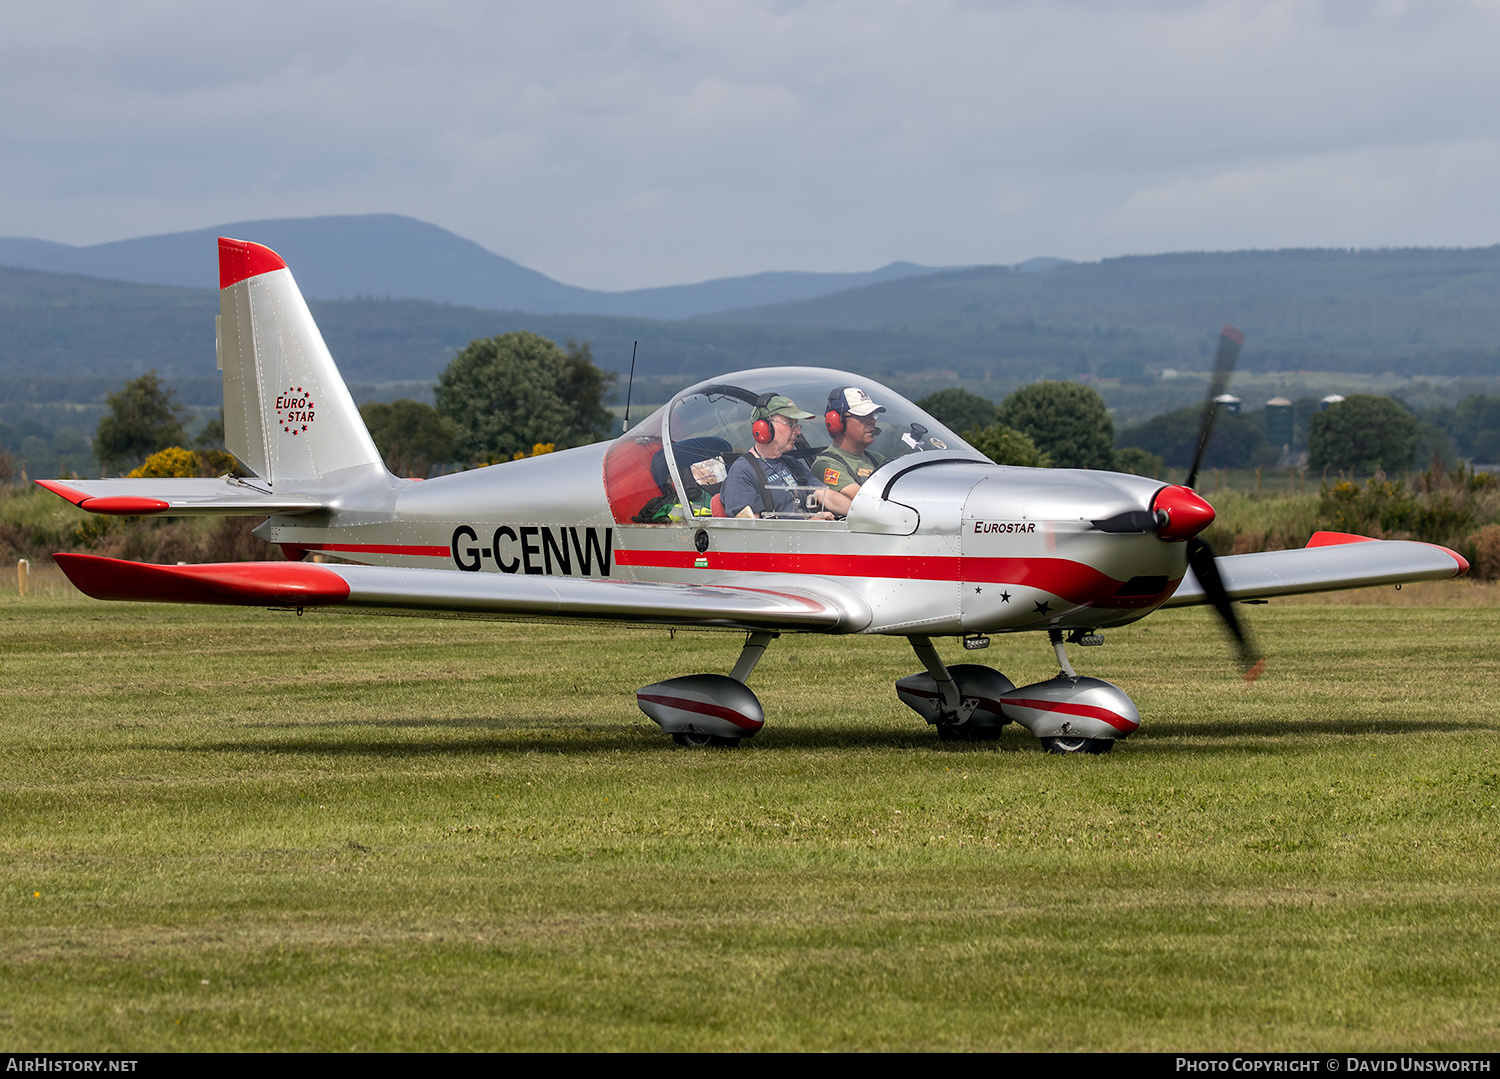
[{"xmin": 895, "ymin": 635, "xmax": 1015, "ymax": 741}]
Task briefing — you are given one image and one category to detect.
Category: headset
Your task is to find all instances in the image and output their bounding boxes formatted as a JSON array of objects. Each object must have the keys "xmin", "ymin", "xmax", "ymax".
[
  {"xmin": 824, "ymin": 389, "xmax": 848, "ymax": 437},
  {"xmin": 751, "ymin": 392, "xmax": 778, "ymax": 445}
]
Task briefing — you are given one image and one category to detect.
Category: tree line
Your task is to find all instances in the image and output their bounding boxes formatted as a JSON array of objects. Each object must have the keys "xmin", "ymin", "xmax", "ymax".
[
  {"xmin": 86, "ymin": 333, "xmax": 618, "ymax": 478},
  {"xmin": 80, "ymin": 330, "xmax": 1500, "ymax": 483}
]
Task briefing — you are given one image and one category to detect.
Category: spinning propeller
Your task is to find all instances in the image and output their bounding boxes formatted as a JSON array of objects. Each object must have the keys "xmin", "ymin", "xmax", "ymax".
[{"xmin": 1184, "ymin": 326, "xmax": 1265, "ymax": 682}]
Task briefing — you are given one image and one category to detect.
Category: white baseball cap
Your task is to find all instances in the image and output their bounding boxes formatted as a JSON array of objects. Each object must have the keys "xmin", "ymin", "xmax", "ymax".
[{"xmin": 832, "ymin": 387, "xmax": 885, "ymax": 417}]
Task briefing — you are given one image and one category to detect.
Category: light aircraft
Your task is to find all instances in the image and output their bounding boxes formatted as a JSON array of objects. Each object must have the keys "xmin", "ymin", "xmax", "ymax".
[{"xmin": 40, "ymin": 238, "xmax": 1470, "ymax": 753}]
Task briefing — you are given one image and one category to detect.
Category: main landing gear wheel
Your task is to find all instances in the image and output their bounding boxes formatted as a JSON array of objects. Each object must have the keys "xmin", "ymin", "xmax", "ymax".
[
  {"xmin": 672, "ymin": 732, "xmax": 742, "ymax": 748},
  {"xmin": 1040, "ymin": 736, "xmax": 1113, "ymax": 755},
  {"xmin": 936, "ymin": 723, "xmax": 1004, "ymax": 743}
]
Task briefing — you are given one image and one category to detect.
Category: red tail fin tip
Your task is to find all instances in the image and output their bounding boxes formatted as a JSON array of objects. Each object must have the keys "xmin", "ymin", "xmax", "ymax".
[{"xmin": 218, "ymin": 237, "xmax": 287, "ymax": 289}]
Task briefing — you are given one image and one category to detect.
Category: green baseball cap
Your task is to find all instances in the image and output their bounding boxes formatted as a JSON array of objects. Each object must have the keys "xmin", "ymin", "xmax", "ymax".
[{"xmin": 753, "ymin": 394, "xmax": 815, "ymax": 421}]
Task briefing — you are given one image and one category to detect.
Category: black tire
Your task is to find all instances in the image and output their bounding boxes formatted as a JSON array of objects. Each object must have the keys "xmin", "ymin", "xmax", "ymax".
[
  {"xmin": 672, "ymin": 732, "xmax": 741, "ymax": 748},
  {"xmin": 1040, "ymin": 736, "xmax": 1113, "ymax": 755},
  {"xmin": 936, "ymin": 722, "xmax": 1004, "ymax": 743}
]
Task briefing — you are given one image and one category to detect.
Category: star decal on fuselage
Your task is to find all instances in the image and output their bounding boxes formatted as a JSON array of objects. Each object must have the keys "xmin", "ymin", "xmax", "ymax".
[
  {"xmin": 1033, "ymin": 600, "xmax": 1051, "ymax": 614},
  {"xmin": 1000, "ymin": 591, "xmax": 1011, "ymax": 603}
]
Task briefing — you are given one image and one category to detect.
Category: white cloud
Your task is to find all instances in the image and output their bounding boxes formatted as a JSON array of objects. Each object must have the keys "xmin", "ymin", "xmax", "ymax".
[{"xmin": 2, "ymin": 0, "xmax": 1499, "ymax": 287}]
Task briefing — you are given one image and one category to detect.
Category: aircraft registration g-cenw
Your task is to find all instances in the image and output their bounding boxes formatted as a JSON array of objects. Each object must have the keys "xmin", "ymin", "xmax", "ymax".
[{"xmin": 39, "ymin": 239, "xmax": 1471, "ymax": 753}]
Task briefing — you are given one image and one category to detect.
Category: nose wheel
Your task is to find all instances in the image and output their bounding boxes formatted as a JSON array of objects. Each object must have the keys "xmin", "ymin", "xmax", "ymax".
[
  {"xmin": 1039, "ymin": 736, "xmax": 1113, "ymax": 755},
  {"xmin": 672, "ymin": 732, "xmax": 742, "ymax": 748},
  {"xmin": 897, "ymin": 633, "xmax": 1139, "ymax": 753}
]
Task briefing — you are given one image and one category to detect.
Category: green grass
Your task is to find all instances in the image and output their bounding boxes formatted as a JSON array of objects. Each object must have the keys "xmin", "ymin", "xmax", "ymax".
[{"xmin": 2, "ymin": 596, "xmax": 1499, "ymax": 1051}]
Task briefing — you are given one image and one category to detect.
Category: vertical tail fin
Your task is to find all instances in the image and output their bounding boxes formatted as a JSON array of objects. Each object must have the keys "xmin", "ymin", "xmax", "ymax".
[{"xmin": 216, "ymin": 237, "xmax": 383, "ymax": 486}]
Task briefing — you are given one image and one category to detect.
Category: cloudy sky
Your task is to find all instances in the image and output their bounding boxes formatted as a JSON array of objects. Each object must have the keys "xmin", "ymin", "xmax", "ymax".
[{"xmin": 3, "ymin": 1, "xmax": 1499, "ymax": 289}]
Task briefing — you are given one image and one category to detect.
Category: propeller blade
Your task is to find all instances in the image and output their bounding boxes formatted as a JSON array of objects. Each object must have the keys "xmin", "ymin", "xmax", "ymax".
[
  {"xmin": 1185, "ymin": 325, "xmax": 1245, "ymax": 491},
  {"xmin": 1186, "ymin": 536, "xmax": 1265, "ymax": 682}
]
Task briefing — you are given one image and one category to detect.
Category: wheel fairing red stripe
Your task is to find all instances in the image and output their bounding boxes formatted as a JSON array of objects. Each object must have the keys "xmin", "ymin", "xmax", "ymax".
[
  {"xmin": 1003, "ymin": 696, "xmax": 1139, "ymax": 733},
  {"xmin": 53, "ymin": 553, "xmax": 350, "ymax": 606},
  {"xmin": 637, "ymin": 692, "xmax": 763, "ymax": 732},
  {"xmin": 616, "ymin": 549, "xmax": 1177, "ymax": 607}
]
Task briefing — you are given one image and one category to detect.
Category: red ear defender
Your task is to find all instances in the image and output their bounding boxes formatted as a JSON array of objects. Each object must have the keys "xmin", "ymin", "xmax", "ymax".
[
  {"xmin": 752, "ymin": 418, "xmax": 773, "ymax": 444},
  {"xmin": 825, "ymin": 410, "xmax": 845, "ymax": 436}
]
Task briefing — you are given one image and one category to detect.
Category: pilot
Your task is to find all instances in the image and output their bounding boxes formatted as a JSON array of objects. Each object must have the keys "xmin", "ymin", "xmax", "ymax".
[
  {"xmin": 722, "ymin": 395, "xmax": 851, "ymax": 519},
  {"xmin": 813, "ymin": 387, "xmax": 887, "ymax": 504}
]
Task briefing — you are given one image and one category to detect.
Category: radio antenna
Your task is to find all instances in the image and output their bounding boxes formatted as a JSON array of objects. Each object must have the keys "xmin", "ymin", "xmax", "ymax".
[{"xmin": 622, "ymin": 340, "xmax": 638, "ymax": 433}]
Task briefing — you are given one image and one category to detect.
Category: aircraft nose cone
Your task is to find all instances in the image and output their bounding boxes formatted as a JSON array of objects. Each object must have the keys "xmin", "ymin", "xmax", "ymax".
[{"xmin": 1152, "ymin": 485, "xmax": 1215, "ymax": 541}]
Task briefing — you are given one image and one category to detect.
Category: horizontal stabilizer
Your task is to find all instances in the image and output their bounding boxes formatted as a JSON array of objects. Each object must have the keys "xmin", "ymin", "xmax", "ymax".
[
  {"xmin": 54, "ymin": 554, "xmax": 349, "ymax": 606},
  {"xmin": 54, "ymin": 555, "xmax": 872, "ymax": 632},
  {"xmin": 37, "ymin": 478, "xmax": 323, "ymax": 517},
  {"xmin": 1163, "ymin": 537, "xmax": 1468, "ymax": 607}
]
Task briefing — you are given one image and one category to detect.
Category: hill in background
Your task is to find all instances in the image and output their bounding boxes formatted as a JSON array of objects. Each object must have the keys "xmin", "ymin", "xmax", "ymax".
[
  {"xmin": 0, "ymin": 214, "xmax": 946, "ymax": 320},
  {"xmin": 720, "ymin": 246, "xmax": 1500, "ymax": 377},
  {"xmin": 10, "ymin": 234, "xmax": 1500, "ymax": 481}
]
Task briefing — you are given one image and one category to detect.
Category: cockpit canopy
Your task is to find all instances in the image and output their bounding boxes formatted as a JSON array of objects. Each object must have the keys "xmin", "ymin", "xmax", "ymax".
[{"xmin": 603, "ymin": 367, "xmax": 979, "ymax": 524}]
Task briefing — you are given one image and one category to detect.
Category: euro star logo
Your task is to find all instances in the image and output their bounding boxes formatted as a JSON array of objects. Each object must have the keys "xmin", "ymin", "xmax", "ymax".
[{"xmin": 276, "ymin": 385, "xmax": 316, "ymax": 436}]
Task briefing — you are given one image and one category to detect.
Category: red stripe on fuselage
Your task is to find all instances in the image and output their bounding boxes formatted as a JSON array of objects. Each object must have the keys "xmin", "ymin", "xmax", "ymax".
[
  {"xmin": 280, "ymin": 541, "xmax": 1176, "ymax": 609},
  {"xmin": 298, "ymin": 542, "xmax": 453, "ymax": 558},
  {"xmin": 615, "ymin": 549, "xmax": 1175, "ymax": 608}
]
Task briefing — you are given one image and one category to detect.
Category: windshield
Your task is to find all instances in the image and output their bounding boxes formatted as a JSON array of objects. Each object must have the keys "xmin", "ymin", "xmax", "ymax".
[{"xmin": 602, "ymin": 367, "xmax": 978, "ymax": 524}]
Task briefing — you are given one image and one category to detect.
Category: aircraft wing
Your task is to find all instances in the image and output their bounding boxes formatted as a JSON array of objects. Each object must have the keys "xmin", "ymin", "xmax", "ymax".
[
  {"xmin": 1162, "ymin": 532, "xmax": 1469, "ymax": 607},
  {"xmin": 51, "ymin": 554, "xmax": 873, "ymax": 632},
  {"xmin": 36, "ymin": 478, "xmax": 323, "ymax": 517}
]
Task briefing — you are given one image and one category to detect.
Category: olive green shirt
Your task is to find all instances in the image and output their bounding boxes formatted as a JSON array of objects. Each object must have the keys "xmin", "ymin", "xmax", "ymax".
[{"xmin": 812, "ymin": 446, "xmax": 886, "ymax": 491}]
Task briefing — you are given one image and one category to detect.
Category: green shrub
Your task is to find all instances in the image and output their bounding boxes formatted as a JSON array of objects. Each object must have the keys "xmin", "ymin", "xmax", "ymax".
[
  {"xmin": 965, "ymin": 423, "xmax": 1051, "ymax": 467},
  {"xmin": 1313, "ymin": 461, "xmax": 1499, "ymax": 557}
]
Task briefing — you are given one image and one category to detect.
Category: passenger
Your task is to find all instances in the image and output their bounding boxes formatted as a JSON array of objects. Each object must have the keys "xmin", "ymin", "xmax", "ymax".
[
  {"xmin": 722, "ymin": 395, "xmax": 849, "ymax": 519},
  {"xmin": 814, "ymin": 387, "xmax": 887, "ymax": 504}
]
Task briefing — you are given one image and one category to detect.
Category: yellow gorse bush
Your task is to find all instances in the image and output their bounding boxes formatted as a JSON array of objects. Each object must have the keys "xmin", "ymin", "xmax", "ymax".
[
  {"xmin": 128, "ymin": 447, "xmax": 199, "ymax": 479},
  {"xmin": 125, "ymin": 447, "xmax": 239, "ymax": 479}
]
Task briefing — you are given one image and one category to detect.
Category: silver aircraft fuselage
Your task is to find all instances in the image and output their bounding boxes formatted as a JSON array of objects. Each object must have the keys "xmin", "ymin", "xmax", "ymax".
[{"xmin": 255, "ymin": 445, "xmax": 1185, "ymax": 638}]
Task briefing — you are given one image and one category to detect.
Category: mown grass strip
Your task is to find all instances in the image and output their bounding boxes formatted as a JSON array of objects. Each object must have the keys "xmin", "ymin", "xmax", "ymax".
[{"xmin": 1, "ymin": 596, "xmax": 1497, "ymax": 1050}]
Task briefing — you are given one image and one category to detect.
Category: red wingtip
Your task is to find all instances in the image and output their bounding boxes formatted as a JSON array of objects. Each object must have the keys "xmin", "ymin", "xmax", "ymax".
[
  {"xmin": 53, "ymin": 553, "xmax": 349, "ymax": 607},
  {"xmin": 218, "ymin": 237, "xmax": 288, "ymax": 289},
  {"xmin": 33, "ymin": 481, "xmax": 168, "ymax": 515},
  {"xmin": 1222, "ymin": 324, "xmax": 1245, "ymax": 345},
  {"xmin": 1430, "ymin": 544, "xmax": 1471, "ymax": 576},
  {"xmin": 35, "ymin": 479, "xmax": 91, "ymax": 507}
]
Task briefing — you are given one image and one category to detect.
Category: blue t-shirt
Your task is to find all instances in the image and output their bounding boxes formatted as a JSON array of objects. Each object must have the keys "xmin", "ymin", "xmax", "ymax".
[{"xmin": 723, "ymin": 451, "xmax": 816, "ymax": 517}]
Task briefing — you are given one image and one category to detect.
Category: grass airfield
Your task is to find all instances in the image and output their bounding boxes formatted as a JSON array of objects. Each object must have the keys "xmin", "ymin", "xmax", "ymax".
[{"xmin": 2, "ymin": 587, "xmax": 1499, "ymax": 1052}]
